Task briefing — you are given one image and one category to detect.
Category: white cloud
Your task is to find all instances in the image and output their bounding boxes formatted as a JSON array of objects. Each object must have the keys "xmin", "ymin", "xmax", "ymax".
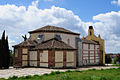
[
  {"xmin": 93, "ymin": 11, "xmax": 120, "ymax": 53},
  {"xmin": 0, "ymin": 0, "xmax": 120, "ymax": 53},
  {"xmin": 32, "ymin": 0, "xmax": 39, "ymax": 7},
  {"xmin": 111, "ymin": 0, "xmax": 120, "ymax": 6},
  {"xmin": 0, "ymin": 0, "xmax": 90, "ymax": 49},
  {"xmin": 111, "ymin": 0, "xmax": 117, "ymax": 5}
]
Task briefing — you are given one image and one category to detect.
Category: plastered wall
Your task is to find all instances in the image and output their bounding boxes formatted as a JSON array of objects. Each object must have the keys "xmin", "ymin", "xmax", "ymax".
[
  {"xmin": 40, "ymin": 50, "xmax": 48, "ymax": 62},
  {"xmin": 61, "ymin": 33, "xmax": 78, "ymax": 48},
  {"xmin": 30, "ymin": 32, "xmax": 79, "ymax": 48},
  {"xmin": 44, "ymin": 33, "xmax": 54, "ymax": 41},
  {"xmin": 22, "ymin": 61, "xmax": 28, "ymax": 66},
  {"xmin": 22, "ymin": 49, "xmax": 28, "ymax": 54},
  {"xmin": 66, "ymin": 51, "xmax": 74, "ymax": 67},
  {"xmin": 40, "ymin": 50, "xmax": 48, "ymax": 67},
  {"xmin": 29, "ymin": 51, "xmax": 37, "ymax": 66},
  {"xmin": 55, "ymin": 51, "xmax": 63, "ymax": 67},
  {"xmin": 29, "ymin": 51, "xmax": 37, "ymax": 60},
  {"xmin": 22, "ymin": 55, "xmax": 28, "ymax": 60}
]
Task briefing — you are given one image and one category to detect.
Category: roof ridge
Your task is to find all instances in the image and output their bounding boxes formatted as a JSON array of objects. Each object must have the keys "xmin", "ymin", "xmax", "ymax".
[{"xmin": 28, "ymin": 25, "xmax": 80, "ymax": 35}]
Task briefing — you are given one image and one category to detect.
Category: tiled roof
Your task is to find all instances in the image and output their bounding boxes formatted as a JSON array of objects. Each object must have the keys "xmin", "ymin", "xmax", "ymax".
[
  {"xmin": 13, "ymin": 39, "xmax": 37, "ymax": 47},
  {"xmin": 81, "ymin": 39, "xmax": 99, "ymax": 45},
  {"xmin": 28, "ymin": 25, "xmax": 80, "ymax": 35},
  {"xmin": 31, "ymin": 38, "xmax": 76, "ymax": 50}
]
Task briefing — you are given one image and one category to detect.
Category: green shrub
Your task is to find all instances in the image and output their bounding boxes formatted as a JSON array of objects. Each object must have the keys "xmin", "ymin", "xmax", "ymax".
[
  {"xmin": 59, "ymin": 74, "xmax": 71, "ymax": 80},
  {"xmin": 88, "ymin": 69, "xmax": 96, "ymax": 71},
  {"xmin": 100, "ymin": 76, "xmax": 107, "ymax": 80},
  {"xmin": 118, "ymin": 67, "xmax": 120, "ymax": 69},
  {"xmin": 23, "ymin": 75, "xmax": 32, "ymax": 79},
  {"xmin": 34, "ymin": 75, "xmax": 39, "ymax": 77},
  {"xmin": 44, "ymin": 73, "xmax": 49, "ymax": 76},
  {"xmin": 8, "ymin": 76, "xmax": 18, "ymax": 80},
  {"xmin": 66, "ymin": 70, "xmax": 72, "ymax": 72},
  {"xmin": 55, "ymin": 71, "xmax": 60, "ymax": 74},
  {"xmin": 88, "ymin": 76, "xmax": 108, "ymax": 80},
  {"xmin": 50, "ymin": 71, "xmax": 56, "ymax": 75},
  {"xmin": 74, "ymin": 70, "xmax": 80, "ymax": 72},
  {"xmin": 101, "ymin": 68, "xmax": 104, "ymax": 71},
  {"xmin": 113, "ymin": 58, "xmax": 119, "ymax": 64}
]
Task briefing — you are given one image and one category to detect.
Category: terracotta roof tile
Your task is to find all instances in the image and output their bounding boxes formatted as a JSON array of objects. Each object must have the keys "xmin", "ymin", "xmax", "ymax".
[
  {"xmin": 31, "ymin": 38, "xmax": 76, "ymax": 50},
  {"xmin": 28, "ymin": 25, "xmax": 80, "ymax": 35},
  {"xmin": 81, "ymin": 39, "xmax": 99, "ymax": 45},
  {"xmin": 13, "ymin": 39, "xmax": 37, "ymax": 47}
]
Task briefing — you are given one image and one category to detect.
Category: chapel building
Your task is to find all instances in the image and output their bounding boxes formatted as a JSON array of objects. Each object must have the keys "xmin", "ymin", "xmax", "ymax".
[{"xmin": 13, "ymin": 25, "xmax": 105, "ymax": 68}]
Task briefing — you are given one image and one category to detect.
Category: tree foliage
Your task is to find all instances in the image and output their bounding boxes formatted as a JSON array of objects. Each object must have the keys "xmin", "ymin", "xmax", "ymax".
[
  {"xmin": 0, "ymin": 31, "xmax": 10, "ymax": 69},
  {"xmin": 113, "ymin": 57, "xmax": 119, "ymax": 64}
]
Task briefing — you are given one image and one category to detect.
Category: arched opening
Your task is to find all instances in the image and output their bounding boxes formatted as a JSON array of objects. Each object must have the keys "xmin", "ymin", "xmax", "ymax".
[{"xmin": 90, "ymin": 31, "xmax": 92, "ymax": 36}]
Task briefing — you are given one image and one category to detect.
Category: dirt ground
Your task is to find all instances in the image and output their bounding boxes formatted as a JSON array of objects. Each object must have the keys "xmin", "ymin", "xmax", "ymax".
[{"xmin": 0, "ymin": 65, "xmax": 118, "ymax": 79}]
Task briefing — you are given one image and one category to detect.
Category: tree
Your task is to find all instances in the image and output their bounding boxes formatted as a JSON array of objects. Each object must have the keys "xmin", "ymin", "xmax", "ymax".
[
  {"xmin": 4, "ymin": 36, "xmax": 10, "ymax": 68},
  {"xmin": 9, "ymin": 50, "xmax": 13, "ymax": 66},
  {"xmin": 113, "ymin": 57, "xmax": 119, "ymax": 64},
  {"xmin": 1, "ymin": 30, "xmax": 5, "ymax": 68},
  {"xmin": 0, "ymin": 31, "xmax": 10, "ymax": 69}
]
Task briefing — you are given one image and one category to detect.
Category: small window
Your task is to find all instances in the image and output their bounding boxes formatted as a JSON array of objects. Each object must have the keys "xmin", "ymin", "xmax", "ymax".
[
  {"xmin": 15, "ymin": 49, "xmax": 18, "ymax": 57},
  {"xmin": 55, "ymin": 34, "xmax": 61, "ymax": 40},
  {"xmin": 38, "ymin": 34, "xmax": 43, "ymax": 40}
]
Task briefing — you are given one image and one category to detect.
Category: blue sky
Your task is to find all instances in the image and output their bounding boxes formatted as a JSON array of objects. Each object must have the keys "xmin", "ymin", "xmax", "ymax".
[{"xmin": 0, "ymin": 0, "xmax": 120, "ymax": 53}]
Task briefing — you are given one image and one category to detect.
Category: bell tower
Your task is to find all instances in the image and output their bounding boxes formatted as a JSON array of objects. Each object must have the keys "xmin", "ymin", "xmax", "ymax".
[{"xmin": 88, "ymin": 26, "xmax": 94, "ymax": 36}]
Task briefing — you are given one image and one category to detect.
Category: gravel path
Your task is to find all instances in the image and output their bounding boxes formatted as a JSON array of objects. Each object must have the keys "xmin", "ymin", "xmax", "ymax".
[{"xmin": 0, "ymin": 66, "xmax": 118, "ymax": 79}]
